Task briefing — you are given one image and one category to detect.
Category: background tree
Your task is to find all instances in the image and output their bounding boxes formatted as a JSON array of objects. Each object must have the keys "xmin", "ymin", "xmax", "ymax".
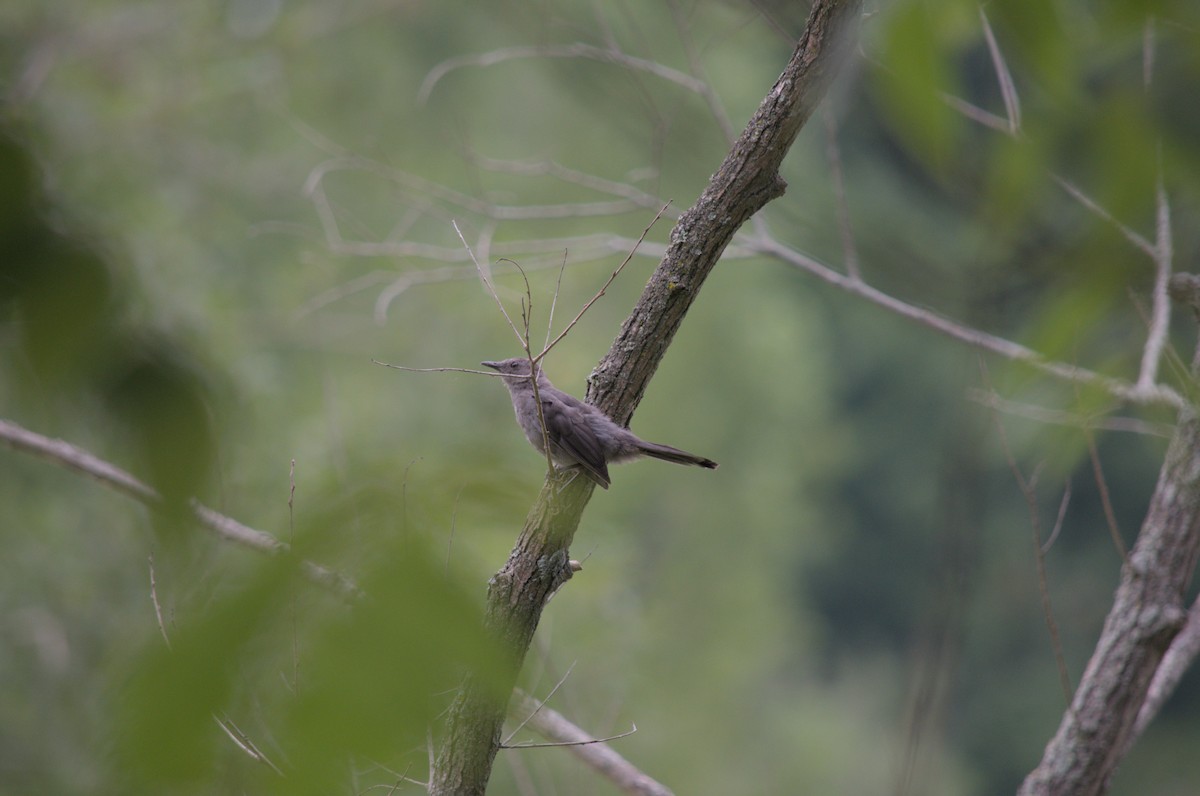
[{"xmin": 2, "ymin": 1, "xmax": 1199, "ymax": 795}]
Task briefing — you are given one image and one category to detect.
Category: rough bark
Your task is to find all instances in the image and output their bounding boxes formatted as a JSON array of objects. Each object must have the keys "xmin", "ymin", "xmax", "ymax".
[
  {"xmin": 1018, "ymin": 408, "xmax": 1200, "ymax": 795},
  {"xmin": 428, "ymin": 2, "xmax": 862, "ymax": 793}
]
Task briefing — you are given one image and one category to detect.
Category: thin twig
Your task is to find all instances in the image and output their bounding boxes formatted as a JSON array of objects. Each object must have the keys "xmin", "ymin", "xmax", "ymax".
[
  {"xmin": 537, "ymin": 201, "xmax": 671, "ymax": 363},
  {"xmin": 0, "ymin": 418, "xmax": 361, "ymax": 599},
  {"xmin": 942, "ymin": 93, "xmax": 1012, "ymax": 133},
  {"xmin": 214, "ymin": 714, "xmax": 284, "ymax": 776},
  {"xmin": 978, "ymin": 361, "xmax": 1073, "ymax": 702},
  {"xmin": 979, "ymin": 8, "xmax": 1021, "ymax": 135},
  {"xmin": 502, "ymin": 662, "xmax": 577, "ymax": 746},
  {"xmin": 371, "ymin": 362, "xmax": 501, "ymax": 378},
  {"xmin": 1052, "ymin": 175, "xmax": 1157, "ymax": 257},
  {"xmin": 148, "ymin": 553, "xmax": 171, "ymax": 648},
  {"xmin": 1081, "ymin": 425, "xmax": 1130, "ymax": 564},
  {"xmin": 503, "ymin": 726, "xmax": 638, "ymax": 749},
  {"xmin": 544, "ymin": 250, "xmax": 569, "ymax": 352},
  {"xmin": 463, "ymin": 154, "xmax": 672, "ymax": 211},
  {"xmin": 1137, "ymin": 172, "xmax": 1173, "ymax": 391},
  {"xmin": 821, "ymin": 104, "xmax": 860, "ymax": 280},
  {"xmin": 966, "ymin": 389, "xmax": 1173, "ymax": 438},
  {"xmin": 507, "ymin": 691, "xmax": 673, "ymax": 795},
  {"xmin": 419, "ymin": 43, "xmax": 708, "ymax": 104},
  {"xmin": 1043, "ymin": 482, "xmax": 1072, "ymax": 554},
  {"xmin": 667, "ymin": 0, "xmax": 737, "ymax": 145},
  {"xmin": 454, "ymin": 220, "xmax": 527, "ymax": 350},
  {"xmin": 754, "ymin": 239, "xmax": 1184, "ymax": 408}
]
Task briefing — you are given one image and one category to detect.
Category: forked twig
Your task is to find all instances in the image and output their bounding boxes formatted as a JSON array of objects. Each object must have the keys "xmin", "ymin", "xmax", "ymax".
[{"xmin": 536, "ymin": 201, "xmax": 671, "ymax": 364}]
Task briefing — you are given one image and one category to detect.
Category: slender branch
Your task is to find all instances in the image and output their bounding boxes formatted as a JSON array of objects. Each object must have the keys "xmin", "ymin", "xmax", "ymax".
[
  {"xmin": 1138, "ymin": 173, "xmax": 1173, "ymax": 391},
  {"xmin": 1081, "ymin": 423, "xmax": 1131, "ymax": 564},
  {"xmin": 1051, "ymin": 175, "xmax": 1156, "ymax": 257},
  {"xmin": 463, "ymin": 154, "xmax": 672, "ymax": 211},
  {"xmin": 979, "ymin": 363, "xmax": 1072, "ymax": 702},
  {"xmin": 419, "ymin": 43, "xmax": 708, "ymax": 104},
  {"xmin": 753, "ymin": 237, "xmax": 1185, "ymax": 408},
  {"xmin": 536, "ymin": 202, "xmax": 671, "ymax": 363},
  {"xmin": 0, "ymin": 418, "xmax": 361, "ymax": 599},
  {"xmin": 966, "ymin": 389, "xmax": 1173, "ymax": 438},
  {"xmin": 453, "ymin": 220, "xmax": 526, "ymax": 351},
  {"xmin": 821, "ymin": 105, "xmax": 860, "ymax": 280},
  {"xmin": 979, "ymin": 7, "xmax": 1021, "ymax": 134},
  {"xmin": 507, "ymin": 690, "xmax": 674, "ymax": 796},
  {"xmin": 667, "ymin": 0, "xmax": 737, "ymax": 145}
]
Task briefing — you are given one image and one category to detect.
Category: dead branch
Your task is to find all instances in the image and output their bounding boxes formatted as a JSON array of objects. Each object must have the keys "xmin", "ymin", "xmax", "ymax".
[
  {"xmin": 507, "ymin": 690, "xmax": 673, "ymax": 796},
  {"xmin": 0, "ymin": 418, "xmax": 361, "ymax": 600}
]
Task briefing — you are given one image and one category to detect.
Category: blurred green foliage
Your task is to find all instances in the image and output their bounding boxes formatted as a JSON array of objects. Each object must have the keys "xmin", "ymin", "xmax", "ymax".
[{"xmin": 2, "ymin": 0, "xmax": 1200, "ymax": 794}]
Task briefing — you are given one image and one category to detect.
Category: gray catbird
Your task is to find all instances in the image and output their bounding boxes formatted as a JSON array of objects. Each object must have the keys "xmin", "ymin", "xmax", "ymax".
[{"xmin": 482, "ymin": 357, "xmax": 718, "ymax": 489}]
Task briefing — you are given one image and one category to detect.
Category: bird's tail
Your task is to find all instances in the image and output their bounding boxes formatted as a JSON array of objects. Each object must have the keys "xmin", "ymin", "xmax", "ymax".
[{"xmin": 636, "ymin": 441, "xmax": 718, "ymax": 470}]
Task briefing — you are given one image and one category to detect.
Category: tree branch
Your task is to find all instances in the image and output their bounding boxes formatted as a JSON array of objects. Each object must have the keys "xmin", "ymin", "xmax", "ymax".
[
  {"xmin": 428, "ymin": 2, "xmax": 863, "ymax": 793},
  {"xmin": 0, "ymin": 418, "xmax": 360, "ymax": 599},
  {"xmin": 507, "ymin": 690, "xmax": 673, "ymax": 796},
  {"xmin": 1018, "ymin": 407, "xmax": 1200, "ymax": 794}
]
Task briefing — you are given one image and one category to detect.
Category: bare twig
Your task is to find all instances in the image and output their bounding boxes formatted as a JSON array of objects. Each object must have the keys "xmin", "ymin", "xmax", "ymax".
[
  {"xmin": 544, "ymin": 250, "xmax": 569, "ymax": 352},
  {"xmin": 454, "ymin": 220, "xmax": 527, "ymax": 350},
  {"xmin": 0, "ymin": 418, "xmax": 361, "ymax": 599},
  {"xmin": 148, "ymin": 553, "xmax": 171, "ymax": 648},
  {"xmin": 371, "ymin": 362, "xmax": 500, "ymax": 378},
  {"xmin": 667, "ymin": 0, "xmax": 737, "ymax": 145},
  {"xmin": 214, "ymin": 714, "xmax": 284, "ymax": 776},
  {"xmin": 966, "ymin": 389, "xmax": 1173, "ymax": 438},
  {"xmin": 1081, "ymin": 424, "xmax": 1130, "ymax": 563},
  {"xmin": 1043, "ymin": 482, "xmax": 1072, "ymax": 554},
  {"xmin": 941, "ymin": 93, "xmax": 1012, "ymax": 133},
  {"xmin": 754, "ymin": 238, "xmax": 1184, "ymax": 408},
  {"xmin": 502, "ymin": 662, "xmax": 576, "ymax": 746},
  {"xmin": 419, "ymin": 43, "xmax": 708, "ymax": 104},
  {"xmin": 1137, "ymin": 173, "xmax": 1174, "ymax": 392},
  {"xmin": 506, "ymin": 691, "xmax": 672, "ymax": 796},
  {"xmin": 979, "ymin": 8, "xmax": 1021, "ymax": 135},
  {"xmin": 537, "ymin": 201, "xmax": 671, "ymax": 363},
  {"xmin": 979, "ymin": 362, "xmax": 1073, "ymax": 702},
  {"xmin": 463, "ymin": 154, "xmax": 672, "ymax": 211},
  {"xmin": 821, "ymin": 105, "xmax": 860, "ymax": 280},
  {"xmin": 1052, "ymin": 175, "xmax": 1156, "ymax": 257}
]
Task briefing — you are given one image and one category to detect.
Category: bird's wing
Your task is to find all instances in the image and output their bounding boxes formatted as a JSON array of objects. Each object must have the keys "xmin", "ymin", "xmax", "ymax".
[{"xmin": 540, "ymin": 394, "xmax": 611, "ymax": 489}]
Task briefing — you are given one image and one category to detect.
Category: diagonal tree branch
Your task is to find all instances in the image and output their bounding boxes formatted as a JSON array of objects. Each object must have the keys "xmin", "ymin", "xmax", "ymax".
[
  {"xmin": 507, "ymin": 690, "xmax": 673, "ymax": 796},
  {"xmin": 1018, "ymin": 404, "xmax": 1200, "ymax": 795},
  {"xmin": 428, "ymin": 2, "xmax": 863, "ymax": 793},
  {"xmin": 0, "ymin": 418, "xmax": 361, "ymax": 599}
]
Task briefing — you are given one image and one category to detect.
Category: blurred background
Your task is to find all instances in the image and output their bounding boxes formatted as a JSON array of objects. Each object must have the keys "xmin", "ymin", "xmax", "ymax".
[{"xmin": 2, "ymin": 0, "xmax": 1200, "ymax": 793}]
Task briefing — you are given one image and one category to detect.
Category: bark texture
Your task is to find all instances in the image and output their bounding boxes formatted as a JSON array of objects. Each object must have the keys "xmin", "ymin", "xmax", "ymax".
[
  {"xmin": 428, "ymin": 2, "xmax": 862, "ymax": 793},
  {"xmin": 1018, "ymin": 408, "xmax": 1200, "ymax": 795}
]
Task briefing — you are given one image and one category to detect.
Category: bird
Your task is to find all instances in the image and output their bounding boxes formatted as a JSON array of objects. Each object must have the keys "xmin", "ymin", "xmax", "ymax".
[{"xmin": 482, "ymin": 357, "xmax": 718, "ymax": 489}]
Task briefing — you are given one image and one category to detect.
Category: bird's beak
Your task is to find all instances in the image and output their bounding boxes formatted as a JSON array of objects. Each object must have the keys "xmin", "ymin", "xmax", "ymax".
[{"xmin": 481, "ymin": 361, "xmax": 500, "ymax": 370}]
